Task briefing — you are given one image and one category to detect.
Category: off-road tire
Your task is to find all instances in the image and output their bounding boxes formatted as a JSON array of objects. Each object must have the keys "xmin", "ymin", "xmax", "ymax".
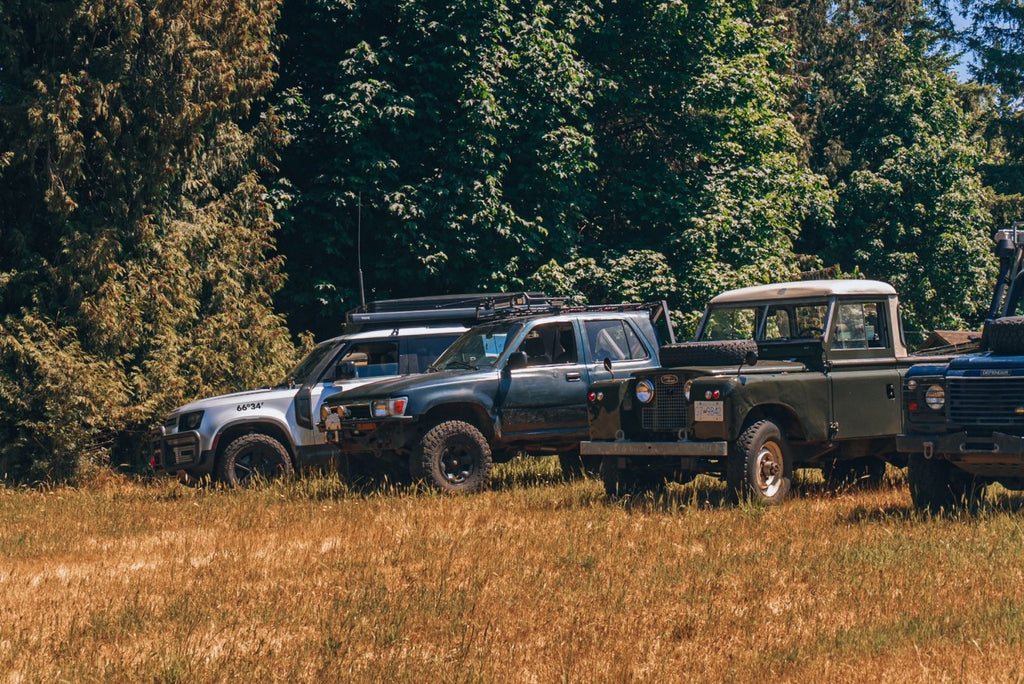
[
  {"xmin": 659, "ymin": 340, "xmax": 758, "ymax": 368},
  {"xmin": 559, "ymin": 449, "xmax": 601, "ymax": 480},
  {"xmin": 726, "ymin": 419, "xmax": 792, "ymax": 505},
  {"xmin": 216, "ymin": 433, "xmax": 294, "ymax": 488},
  {"xmin": 907, "ymin": 454, "xmax": 987, "ymax": 513},
  {"xmin": 985, "ymin": 316, "xmax": 1024, "ymax": 355},
  {"xmin": 418, "ymin": 420, "xmax": 493, "ymax": 493}
]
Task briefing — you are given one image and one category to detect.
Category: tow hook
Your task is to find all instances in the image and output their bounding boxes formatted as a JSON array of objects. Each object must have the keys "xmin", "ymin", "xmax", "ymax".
[{"xmin": 923, "ymin": 442, "xmax": 934, "ymax": 459}]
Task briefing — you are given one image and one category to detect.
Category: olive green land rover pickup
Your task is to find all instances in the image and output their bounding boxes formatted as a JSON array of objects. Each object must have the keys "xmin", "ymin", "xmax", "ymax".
[{"xmin": 582, "ymin": 280, "xmax": 959, "ymax": 505}]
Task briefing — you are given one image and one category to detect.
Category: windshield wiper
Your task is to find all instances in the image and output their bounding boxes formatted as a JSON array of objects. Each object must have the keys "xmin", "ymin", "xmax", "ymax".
[{"xmin": 443, "ymin": 360, "xmax": 478, "ymax": 371}]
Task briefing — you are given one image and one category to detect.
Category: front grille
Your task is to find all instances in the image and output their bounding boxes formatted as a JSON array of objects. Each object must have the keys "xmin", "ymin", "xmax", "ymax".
[
  {"xmin": 641, "ymin": 378, "xmax": 689, "ymax": 431},
  {"xmin": 165, "ymin": 433, "xmax": 199, "ymax": 466},
  {"xmin": 948, "ymin": 376, "xmax": 1024, "ymax": 427},
  {"xmin": 341, "ymin": 403, "xmax": 372, "ymax": 421}
]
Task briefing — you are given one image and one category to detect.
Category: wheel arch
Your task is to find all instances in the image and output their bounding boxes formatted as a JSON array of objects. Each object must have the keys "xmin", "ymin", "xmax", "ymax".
[
  {"xmin": 737, "ymin": 403, "xmax": 807, "ymax": 442},
  {"xmin": 419, "ymin": 403, "xmax": 495, "ymax": 442},
  {"xmin": 214, "ymin": 419, "xmax": 298, "ymax": 460}
]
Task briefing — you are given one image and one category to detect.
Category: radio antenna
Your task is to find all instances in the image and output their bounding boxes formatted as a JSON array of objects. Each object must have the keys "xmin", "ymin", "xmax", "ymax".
[{"xmin": 357, "ymin": 192, "xmax": 366, "ymax": 308}]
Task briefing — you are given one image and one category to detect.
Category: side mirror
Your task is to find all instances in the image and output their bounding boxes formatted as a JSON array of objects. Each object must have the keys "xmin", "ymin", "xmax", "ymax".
[
  {"xmin": 505, "ymin": 351, "xmax": 528, "ymax": 373},
  {"xmin": 743, "ymin": 350, "xmax": 758, "ymax": 367},
  {"xmin": 603, "ymin": 357, "xmax": 613, "ymax": 373},
  {"xmin": 336, "ymin": 361, "xmax": 358, "ymax": 380}
]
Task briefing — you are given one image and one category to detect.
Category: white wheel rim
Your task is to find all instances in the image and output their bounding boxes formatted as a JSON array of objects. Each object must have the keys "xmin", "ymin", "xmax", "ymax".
[{"xmin": 755, "ymin": 441, "xmax": 785, "ymax": 498}]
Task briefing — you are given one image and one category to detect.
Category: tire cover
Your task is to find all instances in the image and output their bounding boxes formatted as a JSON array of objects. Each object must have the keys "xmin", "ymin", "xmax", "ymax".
[
  {"xmin": 659, "ymin": 340, "xmax": 758, "ymax": 367},
  {"xmin": 985, "ymin": 316, "xmax": 1024, "ymax": 355}
]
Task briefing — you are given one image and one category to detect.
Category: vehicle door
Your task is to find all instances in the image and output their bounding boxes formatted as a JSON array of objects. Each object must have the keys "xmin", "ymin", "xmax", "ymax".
[
  {"xmin": 583, "ymin": 317, "xmax": 656, "ymax": 384},
  {"xmin": 827, "ymin": 300, "xmax": 902, "ymax": 438},
  {"xmin": 498, "ymin": 320, "xmax": 591, "ymax": 439}
]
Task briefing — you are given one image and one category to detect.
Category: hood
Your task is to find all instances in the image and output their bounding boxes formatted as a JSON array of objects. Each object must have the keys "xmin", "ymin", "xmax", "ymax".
[
  {"xmin": 947, "ymin": 352, "xmax": 1024, "ymax": 373},
  {"xmin": 325, "ymin": 369, "xmax": 494, "ymax": 404},
  {"xmin": 172, "ymin": 385, "xmax": 296, "ymax": 414}
]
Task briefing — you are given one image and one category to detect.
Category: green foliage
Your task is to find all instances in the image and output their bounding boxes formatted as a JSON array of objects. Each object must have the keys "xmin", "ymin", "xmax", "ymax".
[
  {"xmin": 0, "ymin": 1, "xmax": 295, "ymax": 482},
  {"xmin": 553, "ymin": 0, "xmax": 832, "ymax": 319},
  {"xmin": 961, "ymin": 0, "xmax": 1024, "ymax": 223},
  {"xmin": 787, "ymin": 0, "xmax": 995, "ymax": 331},
  {"xmin": 274, "ymin": 0, "xmax": 597, "ymax": 338},
  {"xmin": 0, "ymin": 0, "xmax": 1017, "ymax": 483}
]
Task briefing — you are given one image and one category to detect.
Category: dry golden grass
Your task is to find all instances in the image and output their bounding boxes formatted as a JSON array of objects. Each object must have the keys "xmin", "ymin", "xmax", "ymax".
[{"xmin": 4, "ymin": 459, "xmax": 1024, "ymax": 682}]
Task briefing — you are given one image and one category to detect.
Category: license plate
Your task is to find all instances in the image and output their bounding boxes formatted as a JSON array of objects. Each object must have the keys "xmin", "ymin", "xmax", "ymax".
[{"xmin": 693, "ymin": 401, "xmax": 724, "ymax": 422}]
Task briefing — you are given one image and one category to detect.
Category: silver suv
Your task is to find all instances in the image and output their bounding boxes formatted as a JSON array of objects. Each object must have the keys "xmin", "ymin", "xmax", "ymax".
[{"xmin": 149, "ymin": 295, "xmax": 521, "ymax": 485}]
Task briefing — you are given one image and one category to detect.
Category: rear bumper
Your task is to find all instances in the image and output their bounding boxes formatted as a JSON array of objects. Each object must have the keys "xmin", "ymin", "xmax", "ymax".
[{"xmin": 580, "ymin": 439, "xmax": 728, "ymax": 457}]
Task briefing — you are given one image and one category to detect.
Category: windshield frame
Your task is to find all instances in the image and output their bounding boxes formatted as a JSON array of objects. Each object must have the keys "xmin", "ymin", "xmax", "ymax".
[{"xmin": 283, "ymin": 340, "xmax": 339, "ymax": 386}]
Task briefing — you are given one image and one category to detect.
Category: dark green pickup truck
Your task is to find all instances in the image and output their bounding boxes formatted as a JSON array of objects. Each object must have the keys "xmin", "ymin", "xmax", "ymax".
[
  {"xmin": 582, "ymin": 280, "xmax": 954, "ymax": 505},
  {"xmin": 320, "ymin": 298, "xmax": 672, "ymax": 492}
]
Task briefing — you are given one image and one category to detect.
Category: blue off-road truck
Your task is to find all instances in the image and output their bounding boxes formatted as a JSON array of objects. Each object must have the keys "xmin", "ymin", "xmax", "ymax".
[{"xmin": 897, "ymin": 226, "xmax": 1024, "ymax": 511}]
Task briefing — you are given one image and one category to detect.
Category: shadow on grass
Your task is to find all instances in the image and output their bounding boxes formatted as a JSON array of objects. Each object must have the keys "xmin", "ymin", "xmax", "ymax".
[
  {"xmin": 603, "ymin": 468, "xmax": 913, "ymax": 514},
  {"xmin": 841, "ymin": 487, "xmax": 1024, "ymax": 523}
]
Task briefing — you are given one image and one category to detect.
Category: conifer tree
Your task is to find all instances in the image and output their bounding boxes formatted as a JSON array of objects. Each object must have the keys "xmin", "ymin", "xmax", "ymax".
[{"xmin": 0, "ymin": 1, "xmax": 294, "ymax": 481}]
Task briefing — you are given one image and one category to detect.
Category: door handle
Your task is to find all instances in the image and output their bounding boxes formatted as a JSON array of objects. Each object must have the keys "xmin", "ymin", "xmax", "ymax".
[{"xmin": 566, "ymin": 372, "xmax": 582, "ymax": 382}]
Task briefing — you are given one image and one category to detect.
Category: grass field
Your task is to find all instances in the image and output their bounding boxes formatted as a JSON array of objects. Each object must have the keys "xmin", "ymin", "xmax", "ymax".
[{"xmin": 4, "ymin": 458, "xmax": 1024, "ymax": 682}]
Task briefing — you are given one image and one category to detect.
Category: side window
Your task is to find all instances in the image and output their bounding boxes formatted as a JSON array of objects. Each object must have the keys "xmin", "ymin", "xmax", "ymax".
[
  {"xmin": 339, "ymin": 341, "xmax": 399, "ymax": 377},
  {"xmin": 399, "ymin": 334, "xmax": 460, "ymax": 374},
  {"xmin": 832, "ymin": 302, "xmax": 887, "ymax": 350},
  {"xmin": 762, "ymin": 306, "xmax": 793, "ymax": 340},
  {"xmin": 517, "ymin": 322, "xmax": 577, "ymax": 366},
  {"xmin": 585, "ymin": 320, "xmax": 650, "ymax": 361},
  {"xmin": 624, "ymin": 322, "xmax": 649, "ymax": 359}
]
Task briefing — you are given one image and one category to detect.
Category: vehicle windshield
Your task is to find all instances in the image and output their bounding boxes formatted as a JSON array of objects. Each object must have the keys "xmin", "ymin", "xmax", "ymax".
[
  {"xmin": 431, "ymin": 322, "xmax": 522, "ymax": 370},
  {"xmin": 699, "ymin": 306, "xmax": 761, "ymax": 341},
  {"xmin": 699, "ymin": 303, "xmax": 830, "ymax": 342},
  {"xmin": 283, "ymin": 340, "xmax": 338, "ymax": 385}
]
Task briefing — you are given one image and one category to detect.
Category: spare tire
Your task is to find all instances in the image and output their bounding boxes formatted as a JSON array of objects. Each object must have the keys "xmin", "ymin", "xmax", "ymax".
[
  {"xmin": 985, "ymin": 316, "xmax": 1024, "ymax": 355},
  {"xmin": 659, "ymin": 340, "xmax": 758, "ymax": 367}
]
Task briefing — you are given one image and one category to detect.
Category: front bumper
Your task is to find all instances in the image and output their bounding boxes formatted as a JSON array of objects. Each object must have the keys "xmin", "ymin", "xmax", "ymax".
[
  {"xmin": 580, "ymin": 439, "xmax": 728, "ymax": 457},
  {"xmin": 149, "ymin": 427, "xmax": 213, "ymax": 476},
  {"xmin": 321, "ymin": 412, "xmax": 414, "ymax": 452},
  {"xmin": 897, "ymin": 430, "xmax": 1024, "ymax": 459}
]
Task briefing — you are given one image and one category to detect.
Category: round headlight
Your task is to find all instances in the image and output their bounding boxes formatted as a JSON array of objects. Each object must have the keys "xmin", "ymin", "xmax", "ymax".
[
  {"xmin": 636, "ymin": 379, "xmax": 655, "ymax": 404},
  {"xmin": 924, "ymin": 384, "xmax": 945, "ymax": 410},
  {"xmin": 683, "ymin": 379, "xmax": 693, "ymax": 401}
]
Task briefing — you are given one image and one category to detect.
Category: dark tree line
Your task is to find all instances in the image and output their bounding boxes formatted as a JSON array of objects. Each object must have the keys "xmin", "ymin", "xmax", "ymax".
[{"xmin": 0, "ymin": 0, "xmax": 1020, "ymax": 480}]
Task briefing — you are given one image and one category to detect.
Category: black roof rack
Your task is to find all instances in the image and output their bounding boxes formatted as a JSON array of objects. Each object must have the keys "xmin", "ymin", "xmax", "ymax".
[
  {"xmin": 344, "ymin": 292, "xmax": 676, "ymax": 343},
  {"xmin": 344, "ymin": 292, "xmax": 548, "ymax": 329},
  {"xmin": 475, "ymin": 295, "xmax": 678, "ymax": 343}
]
